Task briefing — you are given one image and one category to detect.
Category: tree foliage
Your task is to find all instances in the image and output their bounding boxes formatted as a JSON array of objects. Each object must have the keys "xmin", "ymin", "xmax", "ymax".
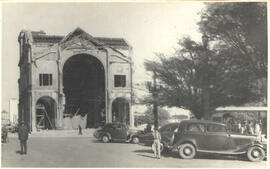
[
  {"xmin": 198, "ymin": 2, "xmax": 267, "ymax": 103},
  {"xmin": 144, "ymin": 2, "xmax": 267, "ymax": 118},
  {"xmin": 199, "ymin": 3, "xmax": 266, "ymax": 75}
]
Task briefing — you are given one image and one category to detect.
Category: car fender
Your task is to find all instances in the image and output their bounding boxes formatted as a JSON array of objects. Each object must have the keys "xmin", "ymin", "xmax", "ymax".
[
  {"xmin": 236, "ymin": 142, "xmax": 266, "ymax": 153},
  {"xmin": 250, "ymin": 142, "xmax": 266, "ymax": 150},
  {"xmin": 174, "ymin": 138, "xmax": 197, "ymax": 150},
  {"xmin": 100, "ymin": 132, "xmax": 112, "ymax": 140}
]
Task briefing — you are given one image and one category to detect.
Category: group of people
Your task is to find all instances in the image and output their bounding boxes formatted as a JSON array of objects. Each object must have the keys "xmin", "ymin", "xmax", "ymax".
[
  {"xmin": 224, "ymin": 117, "xmax": 263, "ymax": 136},
  {"xmin": 236, "ymin": 120, "xmax": 262, "ymax": 136}
]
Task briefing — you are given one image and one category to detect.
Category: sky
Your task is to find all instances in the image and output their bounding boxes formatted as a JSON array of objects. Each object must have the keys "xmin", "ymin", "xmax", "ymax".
[{"xmin": 1, "ymin": 2, "xmax": 204, "ymax": 112}]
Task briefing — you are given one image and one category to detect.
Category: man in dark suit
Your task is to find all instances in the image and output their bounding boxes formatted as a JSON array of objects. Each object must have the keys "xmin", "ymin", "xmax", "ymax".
[{"xmin": 18, "ymin": 121, "xmax": 29, "ymax": 155}]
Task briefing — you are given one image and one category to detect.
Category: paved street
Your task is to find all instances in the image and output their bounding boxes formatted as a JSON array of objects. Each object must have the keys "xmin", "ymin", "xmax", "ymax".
[{"xmin": 2, "ymin": 134, "xmax": 267, "ymax": 168}]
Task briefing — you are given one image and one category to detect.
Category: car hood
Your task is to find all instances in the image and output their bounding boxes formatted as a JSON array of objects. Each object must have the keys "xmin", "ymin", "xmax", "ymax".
[
  {"xmin": 230, "ymin": 133, "xmax": 257, "ymax": 139},
  {"xmin": 230, "ymin": 133, "xmax": 266, "ymax": 147}
]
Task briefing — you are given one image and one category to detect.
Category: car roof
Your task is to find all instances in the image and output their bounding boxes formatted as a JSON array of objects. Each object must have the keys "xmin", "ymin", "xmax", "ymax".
[
  {"xmin": 180, "ymin": 120, "xmax": 226, "ymax": 126},
  {"xmin": 105, "ymin": 122, "xmax": 126, "ymax": 126},
  {"xmin": 161, "ymin": 123, "xmax": 179, "ymax": 127},
  {"xmin": 159, "ymin": 123, "xmax": 179, "ymax": 129}
]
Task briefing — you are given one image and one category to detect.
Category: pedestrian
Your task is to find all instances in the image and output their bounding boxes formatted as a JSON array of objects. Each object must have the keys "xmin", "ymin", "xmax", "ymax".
[
  {"xmin": 254, "ymin": 121, "xmax": 261, "ymax": 138},
  {"xmin": 18, "ymin": 121, "xmax": 29, "ymax": 155},
  {"xmin": 247, "ymin": 121, "xmax": 254, "ymax": 135},
  {"xmin": 152, "ymin": 128, "xmax": 161, "ymax": 159},
  {"xmin": 78, "ymin": 124, "xmax": 82, "ymax": 135},
  {"xmin": 100, "ymin": 108, "xmax": 106, "ymax": 126},
  {"xmin": 240, "ymin": 121, "xmax": 246, "ymax": 134},
  {"xmin": 2, "ymin": 126, "xmax": 8, "ymax": 143},
  {"xmin": 237, "ymin": 121, "xmax": 241, "ymax": 133}
]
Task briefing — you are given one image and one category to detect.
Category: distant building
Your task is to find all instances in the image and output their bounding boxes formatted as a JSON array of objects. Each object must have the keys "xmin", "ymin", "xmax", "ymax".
[
  {"xmin": 164, "ymin": 106, "xmax": 191, "ymax": 123},
  {"xmin": 18, "ymin": 27, "xmax": 133, "ymax": 131},
  {"xmin": 1, "ymin": 110, "xmax": 9, "ymax": 125},
  {"xmin": 9, "ymin": 99, "xmax": 18, "ymax": 124}
]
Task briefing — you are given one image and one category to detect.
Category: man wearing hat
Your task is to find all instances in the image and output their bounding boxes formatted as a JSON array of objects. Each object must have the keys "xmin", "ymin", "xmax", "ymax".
[{"xmin": 18, "ymin": 121, "xmax": 29, "ymax": 155}]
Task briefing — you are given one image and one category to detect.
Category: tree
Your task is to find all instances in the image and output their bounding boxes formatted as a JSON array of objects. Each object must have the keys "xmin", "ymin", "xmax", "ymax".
[
  {"xmin": 144, "ymin": 2, "xmax": 267, "ymax": 119},
  {"xmin": 198, "ymin": 2, "xmax": 267, "ymax": 103},
  {"xmin": 145, "ymin": 36, "xmax": 259, "ymax": 119}
]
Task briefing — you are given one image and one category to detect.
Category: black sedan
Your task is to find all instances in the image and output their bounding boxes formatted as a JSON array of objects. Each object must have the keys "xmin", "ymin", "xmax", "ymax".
[{"xmin": 93, "ymin": 122, "xmax": 139, "ymax": 143}]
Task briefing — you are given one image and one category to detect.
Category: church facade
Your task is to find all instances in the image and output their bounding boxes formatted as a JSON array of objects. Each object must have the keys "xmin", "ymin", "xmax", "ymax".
[{"xmin": 18, "ymin": 28, "xmax": 133, "ymax": 131}]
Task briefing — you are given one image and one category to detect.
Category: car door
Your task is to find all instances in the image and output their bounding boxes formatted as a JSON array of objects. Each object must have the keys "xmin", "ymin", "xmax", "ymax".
[
  {"xmin": 140, "ymin": 132, "xmax": 154, "ymax": 146},
  {"xmin": 109, "ymin": 123, "xmax": 123, "ymax": 141},
  {"xmin": 161, "ymin": 124, "xmax": 178, "ymax": 144},
  {"xmin": 205, "ymin": 124, "xmax": 234, "ymax": 151},
  {"xmin": 184, "ymin": 123, "xmax": 207, "ymax": 150},
  {"xmin": 120, "ymin": 124, "xmax": 128, "ymax": 141}
]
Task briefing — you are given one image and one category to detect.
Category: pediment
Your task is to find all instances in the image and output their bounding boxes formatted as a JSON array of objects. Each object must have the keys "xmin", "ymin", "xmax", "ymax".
[{"xmin": 59, "ymin": 27, "xmax": 103, "ymax": 50}]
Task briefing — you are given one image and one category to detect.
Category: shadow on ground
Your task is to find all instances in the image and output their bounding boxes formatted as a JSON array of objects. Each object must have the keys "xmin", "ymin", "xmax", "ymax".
[
  {"xmin": 133, "ymin": 148, "xmax": 247, "ymax": 162},
  {"xmin": 136, "ymin": 154, "xmax": 157, "ymax": 159}
]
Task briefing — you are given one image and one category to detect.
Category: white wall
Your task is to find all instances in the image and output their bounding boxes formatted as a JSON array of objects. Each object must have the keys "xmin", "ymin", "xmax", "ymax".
[{"xmin": 9, "ymin": 99, "xmax": 18, "ymax": 124}]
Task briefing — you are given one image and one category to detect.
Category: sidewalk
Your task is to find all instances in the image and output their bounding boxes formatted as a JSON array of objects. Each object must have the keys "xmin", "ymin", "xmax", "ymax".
[{"xmin": 8, "ymin": 128, "xmax": 95, "ymax": 138}]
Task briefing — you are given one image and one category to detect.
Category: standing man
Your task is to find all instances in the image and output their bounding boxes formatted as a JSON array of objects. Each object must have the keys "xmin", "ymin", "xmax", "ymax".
[
  {"xmin": 152, "ymin": 128, "xmax": 161, "ymax": 159},
  {"xmin": 78, "ymin": 124, "xmax": 82, "ymax": 135},
  {"xmin": 18, "ymin": 121, "xmax": 29, "ymax": 155}
]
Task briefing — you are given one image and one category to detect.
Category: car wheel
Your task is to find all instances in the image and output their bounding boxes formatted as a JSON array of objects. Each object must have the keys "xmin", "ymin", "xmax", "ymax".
[
  {"xmin": 132, "ymin": 137, "xmax": 139, "ymax": 144},
  {"xmin": 101, "ymin": 135, "xmax": 109, "ymax": 143},
  {"xmin": 247, "ymin": 146, "xmax": 265, "ymax": 162},
  {"xmin": 178, "ymin": 143, "xmax": 196, "ymax": 159},
  {"xmin": 151, "ymin": 142, "xmax": 164, "ymax": 153}
]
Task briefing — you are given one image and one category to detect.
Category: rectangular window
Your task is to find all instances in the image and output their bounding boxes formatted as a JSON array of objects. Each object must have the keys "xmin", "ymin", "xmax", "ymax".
[
  {"xmin": 39, "ymin": 74, "xmax": 52, "ymax": 86},
  {"xmin": 187, "ymin": 123, "xmax": 205, "ymax": 133},
  {"xmin": 114, "ymin": 75, "xmax": 126, "ymax": 87},
  {"xmin": 207, "ymin": 124, "xmax": 226, "ymax": 133}
]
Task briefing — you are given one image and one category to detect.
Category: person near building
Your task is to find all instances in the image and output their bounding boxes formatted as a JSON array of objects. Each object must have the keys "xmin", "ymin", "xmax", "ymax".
[
  {"xmin": 78, "ymin": 124, "xmax": 82, "ymax": 135},
  {"xmin": 247, "ymin": 121, "xmax": 254, "ymax": 135},
  {"xmin": 18, "ymin": 121, "xmax": 29, "ymax": 155},
  {"xmin": 100, "ymin": 108, "xmax": 106, "ymax": 126},
  {"xmin": 254, "ymin": 121, "xmax": 262, "ymax": 140},
  {"xmin": 240, "ymin": 121, "xmax": 246, "ymax": 134},
  {"xmin": 237, "ymin": 121, "xmax": 242, "ymax": 133},
  {"xmin": 152, "ymin": 128, "xmax": 161, "ymax": 159},
  {"xmin": 2, "ymin": 126, "xmax": 8, "ymax": 143}
]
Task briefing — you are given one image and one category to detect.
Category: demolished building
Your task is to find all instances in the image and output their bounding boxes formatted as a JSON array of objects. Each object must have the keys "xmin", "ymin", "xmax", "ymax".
[{"xmin": 18, "ymin": 27, "xmax": 133, "ymax": 131}]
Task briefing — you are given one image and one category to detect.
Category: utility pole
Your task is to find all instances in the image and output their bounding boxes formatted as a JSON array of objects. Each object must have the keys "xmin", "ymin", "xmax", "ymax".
[
  {"xmin": 152, "ymin": 72, "xmax": 159, "ymax": 129},
  {"xmin": 146, "ymin": 71, "xmax": 159, "ymax": 129},
  {"xmin": 202, "ymin": 34, "xmax": 210, "ymax": 120}
]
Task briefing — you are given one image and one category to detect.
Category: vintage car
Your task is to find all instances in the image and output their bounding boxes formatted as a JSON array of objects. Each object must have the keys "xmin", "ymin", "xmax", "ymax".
[
  {"xmin": 93, "ymin": 122, "xmax": 139, "ymax": 143},
  {"xmin": 170, "ymin": 120, "xmax": 267, "ymax": 162},
  {"xmin": 131, "ymin": 123, "xmax": 179, "ymax": 152}
]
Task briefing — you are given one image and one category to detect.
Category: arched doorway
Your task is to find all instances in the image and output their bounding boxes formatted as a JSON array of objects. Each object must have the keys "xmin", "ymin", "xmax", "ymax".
[
  {"xmin": 36, "ymin": 96, "xmax": 57, "ymax": 130},
  {"xmin": 63, "ymin": 54, "xmax": 105, "ymax": 128},
  {"xmin": 112, "ymin": 98, "xmax": 130, "ymax": 125}
]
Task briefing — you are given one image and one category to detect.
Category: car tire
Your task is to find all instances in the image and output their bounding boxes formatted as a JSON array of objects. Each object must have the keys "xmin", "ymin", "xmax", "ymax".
[
  {"xmin": 132, "ymin": 137, "xmax": 139, "ymax": 144},
  {"xmin": 247, "ymin": 146, "xmax": 265, "ymax": 162},
  {"xmin": 178, "ymin": 143, "xmax": 196, "ymax": 159},
  {"xmin": 101, "ymin": 135, "xmax": 109, "ymax": 143},
  {"xmin": 151, "ymin": 142, "xmax": 164, "ymax": 153}
]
